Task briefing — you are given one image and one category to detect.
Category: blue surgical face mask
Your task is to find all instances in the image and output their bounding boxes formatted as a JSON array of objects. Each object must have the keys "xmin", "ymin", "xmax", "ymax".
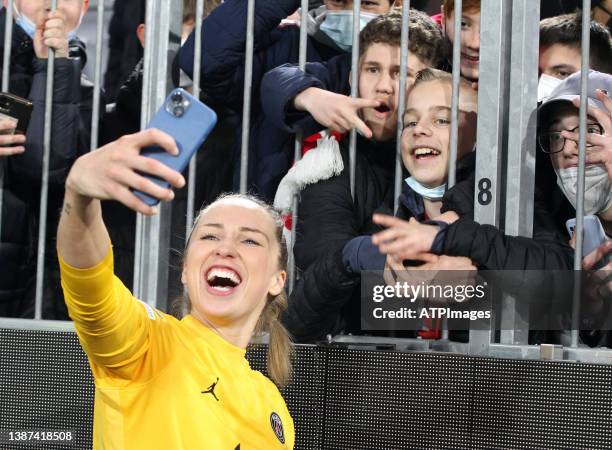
[
  {"xmin": 405, "ymin": 176, "xmax": 446, "ymax": 201},
  {"xmin": 13, "ymin": 4, "xmax": 83, "ymax": 41},
  {"xmin": 320, "ymin": 10, "xmax": 379, "ymax": 51},
  {"xmin": 13, "ymin": 4, "xmax": 37, "ymax": 39}
]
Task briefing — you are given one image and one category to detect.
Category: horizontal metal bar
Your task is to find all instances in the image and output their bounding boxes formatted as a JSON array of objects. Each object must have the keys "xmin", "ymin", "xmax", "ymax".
[
  {"xmin": 0, "ymin": 318, "xmax": 75, "ymax": 332},
  {"xmin": 329, "ymin": 335, "xmax": 612, "ymax": 364}
]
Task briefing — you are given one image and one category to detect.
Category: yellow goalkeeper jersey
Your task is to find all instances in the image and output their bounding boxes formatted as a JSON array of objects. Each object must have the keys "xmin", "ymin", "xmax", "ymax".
[{"xmin": 59, "ymin": 248, "xmax": 294, "ymax": 450}]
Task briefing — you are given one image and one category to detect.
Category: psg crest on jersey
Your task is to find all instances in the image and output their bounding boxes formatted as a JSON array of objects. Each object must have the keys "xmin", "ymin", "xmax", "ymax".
[{"xmin": 270, "ymin": 412, "xmax": 285, "ymax": 444}]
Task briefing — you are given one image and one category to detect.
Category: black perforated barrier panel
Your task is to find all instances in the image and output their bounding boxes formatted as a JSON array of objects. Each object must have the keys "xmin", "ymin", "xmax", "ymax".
[
  {"xmin": 0, "ymin": 329, "xmax": 94, "ymax": 449},
  {"xmin": 247, "ymin": 344, "xmax": 326, "ymax": 449},
  {"xmin": 471, "ymin": 358, "xmax": 612, "ymax": 449},
  {"xmin": 2, "ymin": 329, "xmax": 612, "ymax": 449},
  {"xmin": 249, "ymin": 345, "xmax": 612, "ymax": 450}
]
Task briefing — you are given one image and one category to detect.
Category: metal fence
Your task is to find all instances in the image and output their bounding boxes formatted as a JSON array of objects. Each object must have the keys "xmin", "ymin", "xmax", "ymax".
[{"xmin": 0, "ymin": 0, "xmax": 610, "ymax": 364}]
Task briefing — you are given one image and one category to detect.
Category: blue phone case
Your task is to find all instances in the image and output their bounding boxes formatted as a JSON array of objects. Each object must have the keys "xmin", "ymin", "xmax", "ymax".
[{"xmin": 133, "ymin": 88, "xmax": 218, "ymax": 206}]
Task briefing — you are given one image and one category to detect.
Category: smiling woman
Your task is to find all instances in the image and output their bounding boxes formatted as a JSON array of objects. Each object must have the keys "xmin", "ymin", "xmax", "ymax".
[{"xmin": 56, "ymin": 130, "xmax": 295, "ymax": 449}]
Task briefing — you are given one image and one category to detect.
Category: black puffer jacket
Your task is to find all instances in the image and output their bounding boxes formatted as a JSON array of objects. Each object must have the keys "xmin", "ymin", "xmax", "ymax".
[
  {"xmin": 0, "ymin": 12, "xmax": 94, "ymax": 318},
  {"xmin": 283, "ymin": 135, "xmax": 396, "ymax": 342},
  {"xmin": 440, "ymin": 168, "xmax": 574, "ymax": 270},
  {"xmin": 0, "ymin": 189, "xmax": 33, "ymax": 315}
]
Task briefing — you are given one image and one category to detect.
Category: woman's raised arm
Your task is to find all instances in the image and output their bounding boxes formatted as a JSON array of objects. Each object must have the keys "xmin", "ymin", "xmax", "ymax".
[{"xmin": 57, "ymin": 129, "xmax": 185, "ymax": 269}]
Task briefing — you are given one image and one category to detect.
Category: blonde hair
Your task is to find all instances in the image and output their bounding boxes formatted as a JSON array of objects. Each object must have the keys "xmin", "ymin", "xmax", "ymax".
[
  {"xmin": 411, "ymin": 68, "xmax": 478, "ymax": 111},
  {"xmin": 413, "ymin": 67, "xmax": 473, "ymax": 92},
  {"xmin": 181, "ymin": 193, "xmax": 293, "ymax": 387}
]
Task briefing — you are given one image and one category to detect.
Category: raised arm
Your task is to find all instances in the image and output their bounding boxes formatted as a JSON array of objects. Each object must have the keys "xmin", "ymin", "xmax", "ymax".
[
  {"xmin": 260, "ymin": 54, "xmax": 355, "ymax": 136},
  {"xmin": 58, "ymin": 130, "xmax": 184, "ymax": 267},
  {"xmin": 57, "ymin": 130, "xmax": 185, "ymax": 378}
]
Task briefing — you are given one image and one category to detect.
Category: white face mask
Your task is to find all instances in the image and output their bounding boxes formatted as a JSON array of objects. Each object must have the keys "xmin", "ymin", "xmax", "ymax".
[
  {"xmin": 538, "ymin": 74, "xmax": 563, "ymax": 102},
  {"xmin": 556, "ymin": 165, "xmax": 612, "ymax": 215}
]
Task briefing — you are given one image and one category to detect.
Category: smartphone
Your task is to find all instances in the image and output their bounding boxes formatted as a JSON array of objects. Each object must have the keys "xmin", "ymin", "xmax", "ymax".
[
  {"xmin": 133, "ymin": 88, "xmax": 218, "ymax": 206},
  {"xmin": 566, "ymin": 215, "xmax": 610, "ymax": 262},
  {"xmin": 0, "ymin": 92, "xmax": 33, "ymax": 135}
]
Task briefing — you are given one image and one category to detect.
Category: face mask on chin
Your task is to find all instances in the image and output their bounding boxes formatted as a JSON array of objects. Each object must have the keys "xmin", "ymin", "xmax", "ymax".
[
  {"xmin": 405, "ymin": 176, "xmax": 447, "ymax": 201},
  {"xmin": 319, "ymin": 10, "xmax": 379, "ymax": 51},
  {"xmin": 556, "ymin": 165, "xmax": 612, "ymax": 216},
  {"xmin": 13, "ymin": 4, "xmax": 83, "ymax": 41},
  {"xmin": 13, "ymin": 4, "xmax": 36, "ymax": 38},
  {"xmin": 68, "ymin": 11, "xmax": 85, "ymax": 41}
]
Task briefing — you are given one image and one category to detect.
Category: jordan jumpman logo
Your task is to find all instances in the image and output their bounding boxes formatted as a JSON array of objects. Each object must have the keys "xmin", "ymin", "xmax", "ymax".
[{"xmin": 201, "ymin": 377, "xmax": 220, "ymax": 401}]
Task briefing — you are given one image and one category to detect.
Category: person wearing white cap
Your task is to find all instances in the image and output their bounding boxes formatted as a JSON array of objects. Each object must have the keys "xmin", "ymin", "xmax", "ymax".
[
  {"xmin": 537, "ymin": 69, "xmax": 611, "ymax": 276},
  {"xmin": 538, "ymin": 71, "xmax": 611, "ymax": 227},
  {"xmin": 553, "ymin": 79, "xmax": 612, "ymax": 183}
]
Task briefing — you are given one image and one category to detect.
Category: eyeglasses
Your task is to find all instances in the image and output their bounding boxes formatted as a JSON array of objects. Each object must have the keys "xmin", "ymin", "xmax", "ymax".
[{"xmin": 538, "ymin": 124, "xmax": 604, "ymax": 154}]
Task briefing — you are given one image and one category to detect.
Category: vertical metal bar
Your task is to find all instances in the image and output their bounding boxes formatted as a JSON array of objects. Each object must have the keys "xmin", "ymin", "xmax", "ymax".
[
  {"xmin": 133, "ymin": 0, "xmax": 183, "ymax": 308},
  {"xmin": 393, "ymin": 1, "xmax": 410, "ymax": 214},
  {"xmin": 140, "ymin": 0, "xmax": 157, "ymax": 130},
  {"xmin": 469, "ymin": 0, "xmax": 512, "ymax": 354},
  {"xmin": 296, "ymin": 1, "xmax": 308, "ymax": 85},
  {"xmin": 239, "ymin": 0, "xmax": 255, "ymax": 193},
  {"xmin": 440, "ymin": 0, "xmax": 464, "ymax": 342},
  {"xmin": 499, "ymin": 0, "xmax": 540, "ymax": 345},
  {"xmin": 186, "ymin": 0, "xmax": 205, "ymax": 240},
  {"xmin": 447, "ymin": 0, "xmax": 462, "ymax": 190},
  {"xmin": 133, "ymin": 0, "xmax": 158, "ymax": 297},
  {"xmin": 2, "ymin": 0, "xmax": 13, "ymax": 91},
  {"xmin": 0, "ymin": 0, "xmax": 14, "ymax": 244},
  {"xmin": 571, "ymin": 0, "xmax": 591, "ymax": 348},
  {"xmin": 472, "ymin": 0, "xmax": 509, "ymax": 227},
  {"xmin": 349, "ymin": 1, "xmax": 361, "ymax": 200},
  {"xmin": 90, "ymin": 0, "xmax": 105, "ymax": 151},
  {"xmin": 35, "ymin": 0, "xmax": 59, "ymax": 319},
  {"xmin": 287, "ymin": 0, "xmax": 309, "ymax": 293}
]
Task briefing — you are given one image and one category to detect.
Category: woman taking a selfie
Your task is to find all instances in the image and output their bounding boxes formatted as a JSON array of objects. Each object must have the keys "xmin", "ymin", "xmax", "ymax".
[{"xmin": 57, "ymin": 129, "xmax": 295, "ymax": 449}]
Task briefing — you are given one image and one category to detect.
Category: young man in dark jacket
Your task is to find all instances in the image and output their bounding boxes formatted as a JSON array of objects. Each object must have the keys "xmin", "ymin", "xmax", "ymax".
[
  {"xmin": 178, "ymin": 0, "xmax": 397, "ymax": 200},
  {"xmin": 0, "ymin": 1, "xmax": 94, "ymax": 318}
]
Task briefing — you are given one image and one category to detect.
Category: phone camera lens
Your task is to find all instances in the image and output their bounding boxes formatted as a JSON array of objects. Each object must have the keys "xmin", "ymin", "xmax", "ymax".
[
  {"xmin": 173, "ymin": 105, "xmax": 185, "ymax": 117},
  {"xmin": 171, "ymin": 92, "xmax": 183, "ymax": 105}
]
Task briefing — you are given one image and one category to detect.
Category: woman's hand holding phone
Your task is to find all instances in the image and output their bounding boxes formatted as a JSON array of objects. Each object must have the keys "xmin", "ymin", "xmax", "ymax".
[
  {"xmin": 131, "ymin": 88, "xmax": 217, "ymax": 206},
  {"xmin": 66, "ymin": 129, "xmax": 186, "ymax": 216}
]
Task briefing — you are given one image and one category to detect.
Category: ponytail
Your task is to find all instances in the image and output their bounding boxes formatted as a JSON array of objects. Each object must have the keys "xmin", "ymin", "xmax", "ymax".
[{"xmin": 254, "ymin": 290, "xmax": 293, "ymax": 387}]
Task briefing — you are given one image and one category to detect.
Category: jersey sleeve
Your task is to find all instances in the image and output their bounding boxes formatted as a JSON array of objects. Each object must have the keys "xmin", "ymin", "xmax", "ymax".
[{"xmin": 59, "ymin": 246, "xmax": 158, "ymax": 380}]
